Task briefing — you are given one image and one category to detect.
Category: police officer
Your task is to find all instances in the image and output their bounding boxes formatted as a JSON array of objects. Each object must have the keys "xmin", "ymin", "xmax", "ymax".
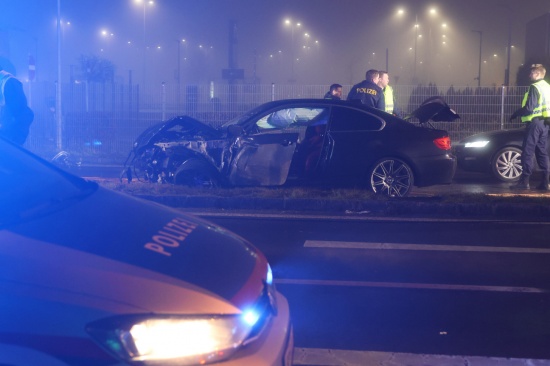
[
  {"xmin": 510, "ymin": 64, "xmax": 550, "ymax": 191},
  {"xmin": 378, "ymin": 70, "xmax": 402, "ymax": 117},
  {"xmin": 0, "ymin": 69, "xmax": 34, "ymax": 145},
  {"xmin": 323, "ymin": 83, "xmax": 342, "ymax": 100},
  {"xmin": 347, "ymin": 69, "xmax": 385, "ymax": 110}
]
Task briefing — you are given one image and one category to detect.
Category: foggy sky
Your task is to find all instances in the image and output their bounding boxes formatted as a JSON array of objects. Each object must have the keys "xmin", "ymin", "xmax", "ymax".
[{"xmin": 2, "ymin": 0, "xmax": 549, "ymax": 87}]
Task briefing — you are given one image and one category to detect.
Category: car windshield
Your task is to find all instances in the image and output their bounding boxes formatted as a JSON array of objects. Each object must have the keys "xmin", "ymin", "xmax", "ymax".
[
  {"xmin": 0, "ymin": 139, "xmax": 97, "ymax": 226},
  {"xmin": 221, "ymin": 104, "xmax": 268, "ymax": 128}
]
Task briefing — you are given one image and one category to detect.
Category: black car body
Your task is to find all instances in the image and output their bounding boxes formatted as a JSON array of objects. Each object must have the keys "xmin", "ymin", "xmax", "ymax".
[
  {"xmin": 125, "ymin": 99, "xmax": 457, "ymax": 197},
  {"xmin": 454, "ymin": 127, "xmax": 550, "ymax": 182}
]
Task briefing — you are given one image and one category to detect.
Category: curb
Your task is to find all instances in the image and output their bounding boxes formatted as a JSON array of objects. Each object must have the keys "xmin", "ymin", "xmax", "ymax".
[{"xmin": 135, "ymin": 194, "xmax": 550, "ymax": 220}]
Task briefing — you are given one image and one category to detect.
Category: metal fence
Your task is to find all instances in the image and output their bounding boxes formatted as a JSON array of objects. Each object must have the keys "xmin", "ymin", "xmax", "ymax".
[{"xmin": 22, "ymin": 81, "xmax": 528, "ymax": 165}]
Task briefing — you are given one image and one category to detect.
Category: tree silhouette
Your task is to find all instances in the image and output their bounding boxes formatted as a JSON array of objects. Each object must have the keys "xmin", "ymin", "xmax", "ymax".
[{"xmin": 78, "ymin": 54, "xmax": 115, "ymax": 83}]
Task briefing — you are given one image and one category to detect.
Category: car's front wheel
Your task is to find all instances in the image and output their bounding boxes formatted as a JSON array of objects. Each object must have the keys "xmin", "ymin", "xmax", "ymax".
[
  {"xmin": 369, "ymin": 158, "xmax": 414, "ymax": 197},
  {"xmin": 491, "ymin": 147, "xmax": 522, "ymax": 182},
  {"xmin": 174, "ymin": 168, "xmax": 220, "ymax": 188}
]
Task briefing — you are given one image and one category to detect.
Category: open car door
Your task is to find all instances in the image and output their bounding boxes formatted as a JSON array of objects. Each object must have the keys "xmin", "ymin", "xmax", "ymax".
[{"xmin": 227, "ymin": 132, "xmax": 299, "ymax": 186}]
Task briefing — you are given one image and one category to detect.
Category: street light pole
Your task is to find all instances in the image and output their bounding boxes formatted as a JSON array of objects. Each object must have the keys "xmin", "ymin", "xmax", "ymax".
[
  {"xmin": 284, "ymin": 19, "xmax": 300, "ymax": 83},
  {"xmin": 177, "ymin": 39, "xmax": 181, "ymax": 110},
  {"xmin": 504, "ymin": 17, "xmax": 512, "ymax": 86},
  {"xmin": 56, "ymin": 0, "xmax": 63, "ymax": 151},
  {"xmin": 134, "ymin": 0, "xmax": 153, "ymax": 85},
  {"xmin": 472, "ymin": 30, "xmax": 482, "ymax": 87},
  {"xmin": 414, "ymin": 14, "xmax": 418, "ymax": 82}
]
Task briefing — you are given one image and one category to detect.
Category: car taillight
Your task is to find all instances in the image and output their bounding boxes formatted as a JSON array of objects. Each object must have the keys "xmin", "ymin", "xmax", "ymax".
[{"xmin": 433, "ymin": 136, "xmax": 451, "ymax": 150}]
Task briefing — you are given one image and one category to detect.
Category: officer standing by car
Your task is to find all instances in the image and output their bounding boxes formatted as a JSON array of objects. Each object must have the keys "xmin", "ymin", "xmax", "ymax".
[
  {"xmin": 510, "ymin": 64, "xmax": 550, "ymax": 191},
  {"xmin": 347, "ymin": 69, "xmax": 385, "ymax": 110},
  {"xmin": 378, "ymin": 70, "xmax": 402, "ymax": 118},
  {"xmin": 0, "ymin": 68, "xmax": 34, "ymax": 145}
]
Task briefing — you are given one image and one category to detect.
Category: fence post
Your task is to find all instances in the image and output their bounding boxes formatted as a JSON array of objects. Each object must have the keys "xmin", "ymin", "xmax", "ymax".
[
  {"xmin": 85, "ymin": 80, "xmax": 89, "ymax": 112},
  {"xmin": 500, "ymin": 85, "xmax": 506, "ymax": 130},
  {"xmin": 271, "ymin": 83, "xmax": 275, "ymax": 101},
  {"xmin": 161, "ymin": 81, "xmax": 166, "ymax": 121}
]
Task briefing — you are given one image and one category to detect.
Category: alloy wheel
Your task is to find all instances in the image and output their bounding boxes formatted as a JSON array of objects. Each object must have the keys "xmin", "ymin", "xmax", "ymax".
[
  {"xmin": 370, "ymin": 158, "xmax": 413, "ymax": 197},
  {"xmin": 492, "ymin": 147, "xmax": 522, "ymax": 182}
]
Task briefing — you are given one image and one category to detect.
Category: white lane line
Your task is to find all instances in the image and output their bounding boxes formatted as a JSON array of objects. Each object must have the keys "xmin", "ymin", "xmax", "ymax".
[
  {"xmin": 304, "ymin": 240, "xmax": 550, "ymax": 254},
  {"xmin": 274, "ymin": 278, "xmax": 545, "ymax": 293},
  {"xmin": 292, "ymin": 347, "xmax": 550, "ymax": 366},
  {"xmin": 184, "ymin": 209, "xmax": 550, "ymax": 224}
]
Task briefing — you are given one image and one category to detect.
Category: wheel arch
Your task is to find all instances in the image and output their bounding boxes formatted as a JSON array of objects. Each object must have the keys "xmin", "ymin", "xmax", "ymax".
[{"xmin": 173, "ymin": 157, "xmax": 222, "ymax": 185}]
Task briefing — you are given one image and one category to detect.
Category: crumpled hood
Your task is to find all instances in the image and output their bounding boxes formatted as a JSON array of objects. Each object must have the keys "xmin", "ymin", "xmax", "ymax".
[
  {"xmin": 1, "ymin": 187, "xmax": 267, "ymax": 313},
  {"xmin": 133, "ymin": 116, "xmax": 222, "ymax": 153}
]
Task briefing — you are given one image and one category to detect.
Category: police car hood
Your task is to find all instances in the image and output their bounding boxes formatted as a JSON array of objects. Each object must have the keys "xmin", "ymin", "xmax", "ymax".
[
  {"xmin": 0, "ymin": 186, "xmax": 267, "ymax": 315},
  {"xmin": 407, "ymin": 96, "xmax": 461, "ymax": 124}
]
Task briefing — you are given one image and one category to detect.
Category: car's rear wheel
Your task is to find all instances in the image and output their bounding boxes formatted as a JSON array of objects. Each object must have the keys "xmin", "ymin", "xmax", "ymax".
[
  {"xmin": 491, "ymin": 147, "xmax": 522, "ymax": 182},
  {"xmin": 369, "ymin": 158, "xmax": 414, "ymax": 197}
]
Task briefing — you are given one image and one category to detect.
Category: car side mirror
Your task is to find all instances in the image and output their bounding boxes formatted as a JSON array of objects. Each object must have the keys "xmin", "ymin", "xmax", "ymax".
[{"xmin": 227, "ymin": 124, "xmax": 244, "ymax": 137}]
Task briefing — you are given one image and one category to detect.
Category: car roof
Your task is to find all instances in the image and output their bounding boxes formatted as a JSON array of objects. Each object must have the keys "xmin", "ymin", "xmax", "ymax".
[{"xmin": 255, "ymin": 98, "xmax": 397, "ymax": 120}]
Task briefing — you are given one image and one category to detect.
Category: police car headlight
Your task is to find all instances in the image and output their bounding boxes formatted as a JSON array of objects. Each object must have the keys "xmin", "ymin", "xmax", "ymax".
[
  {"xmin": 87, "ymin": 313, "xmax": 260, "ymax": 365},
  {"xmin": 464, "ymin": 140, "xmax": 489, "ymax": 148}
]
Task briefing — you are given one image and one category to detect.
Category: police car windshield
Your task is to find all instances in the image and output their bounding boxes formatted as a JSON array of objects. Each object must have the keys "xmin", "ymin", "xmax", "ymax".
[{"xmin": 0, "ymin": 139, "xmax": 96, "ymax": 226}]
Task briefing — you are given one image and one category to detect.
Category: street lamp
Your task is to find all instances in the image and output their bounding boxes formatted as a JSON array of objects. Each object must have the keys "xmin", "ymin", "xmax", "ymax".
[
  {"xmin": 133, "ymin": 0, "xmax": 154, "ymax": 85},
  {"xmin": 472, "ymin": 30, "xmax": 482, "ymax": 87},
  {"xmin": 284, "ymin": 18, "xmax": 301, "ymax": 82},
  {"xmin": 56, "ymin": 0, "xmax": 62, "ymax": 151}
]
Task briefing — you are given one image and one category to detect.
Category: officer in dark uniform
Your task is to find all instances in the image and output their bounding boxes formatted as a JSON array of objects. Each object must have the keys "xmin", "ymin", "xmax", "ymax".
[
  {"xmin": 0, "ymin": 69, "xmax": 34, "ymax": 145},
  {"xmin": 510, "ymin": 64, "xmax": 550, "ymax": 191},
  {"xmin": 346, "ymin": 69, "xmax": 385, "ymax": 110}
]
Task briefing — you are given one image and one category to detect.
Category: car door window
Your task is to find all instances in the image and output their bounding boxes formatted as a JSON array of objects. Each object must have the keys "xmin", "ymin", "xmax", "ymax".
[
  {"xmin": 256, "ymin": 107, "xmax": 327, "ymax": 130},
  {"xmin": 329, "ymin": 107, "xmax": 385, "ymax": 132}
]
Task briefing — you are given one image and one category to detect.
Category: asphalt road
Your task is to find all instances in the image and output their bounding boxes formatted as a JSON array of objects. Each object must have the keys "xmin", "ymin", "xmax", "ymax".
[
  {"xmin": 74, "ymin": 165, "xmax": 550, "ymax": 364},
  {"xmin": 191, "ymin": 213, "xmax": 550, "ymax": 364},
  {"xmin": 72, "ymin": 163, "xmax": 548, "ymax": 197}
]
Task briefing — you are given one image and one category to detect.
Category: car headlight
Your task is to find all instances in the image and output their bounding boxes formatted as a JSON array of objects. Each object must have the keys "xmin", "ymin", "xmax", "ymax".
[
  {"xmin": 87, "ymin": 265, "xmax": 276, "ymax": 366},
  {"xmin": 87, "ymin": 313, "xmax": 259, "ymax": 365},
  {"xmin": 464, "ymin": 140, "xmax": 489, "ymax": 148}
]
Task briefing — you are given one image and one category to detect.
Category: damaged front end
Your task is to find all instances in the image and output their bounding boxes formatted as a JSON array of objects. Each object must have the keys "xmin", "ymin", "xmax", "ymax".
[{"xmin": 122, "ymin": 116, "xmax": 229, "ymax": 186}]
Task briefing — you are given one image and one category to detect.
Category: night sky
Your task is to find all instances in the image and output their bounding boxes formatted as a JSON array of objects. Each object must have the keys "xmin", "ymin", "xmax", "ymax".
[{"xmin": 1, "ymin": 0, "xmax": 549, "ymax": 87}]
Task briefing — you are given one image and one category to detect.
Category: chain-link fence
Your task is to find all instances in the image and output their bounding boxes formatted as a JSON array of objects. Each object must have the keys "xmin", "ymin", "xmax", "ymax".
[{"xmin": 23, "ymin": 81, "xmax": 528, "ymax": 165}]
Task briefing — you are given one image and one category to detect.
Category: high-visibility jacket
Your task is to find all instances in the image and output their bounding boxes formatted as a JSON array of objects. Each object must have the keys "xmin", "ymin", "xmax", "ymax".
[
  {"xmin": 0, "ymin": 70, "xmax": 13, "ymax": 107},
  {"xmin": 384, "ymin": 85, "xmax": 395, "ymax": 114},
  {"xmin": 521, "ymin": 79, "xmax": 550, "ymax": 123}
]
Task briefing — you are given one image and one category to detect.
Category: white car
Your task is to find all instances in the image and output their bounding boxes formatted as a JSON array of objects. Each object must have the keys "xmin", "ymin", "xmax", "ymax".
[{"xmin": 0, "ymin": 137, "xmax": 293, "ymax": 366}]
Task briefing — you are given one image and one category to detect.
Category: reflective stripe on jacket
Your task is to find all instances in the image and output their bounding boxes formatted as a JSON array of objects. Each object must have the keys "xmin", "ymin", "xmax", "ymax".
[
  {"xmin": 521, "ymin": 79, "xmax": 550, "ymax": 123},
  {"xmin": 0, "ymin": 70, "xmax": 13, "ymax": 107},
  {"xmin": 384, "ymin": 85, "xmax": 395, "ymax": 114}
]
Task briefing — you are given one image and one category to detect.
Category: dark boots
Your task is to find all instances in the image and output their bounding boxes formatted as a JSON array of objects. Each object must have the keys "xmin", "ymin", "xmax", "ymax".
[
  {"xmin": 510, "ymin": 175, "xmax": 530, "ymax": 190},
  {"xmin": 536, "ymin": 174, "xmax": 550, "ymax": 191}
]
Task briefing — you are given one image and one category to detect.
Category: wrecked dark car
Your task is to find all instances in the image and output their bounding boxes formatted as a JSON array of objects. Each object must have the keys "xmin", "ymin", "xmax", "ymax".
[{"xmin": 123, "ymin": 98, "xmax": 458, "ymax": 197}]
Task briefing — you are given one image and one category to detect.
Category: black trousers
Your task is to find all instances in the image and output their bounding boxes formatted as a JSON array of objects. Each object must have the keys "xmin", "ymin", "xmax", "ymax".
[{"xmin": 521, "ymin": 119, "xmax": 550, "ymax": 177}]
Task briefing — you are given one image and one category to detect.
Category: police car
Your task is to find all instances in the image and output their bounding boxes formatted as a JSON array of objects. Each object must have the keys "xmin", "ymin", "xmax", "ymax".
[{"xmin": 0, "ymin": 137, "xmax": 293, "ymax": 366}]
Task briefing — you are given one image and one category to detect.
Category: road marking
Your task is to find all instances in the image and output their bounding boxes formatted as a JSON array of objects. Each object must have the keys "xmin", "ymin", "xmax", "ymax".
[
  {"xmin": 185, "ymin": 209, "xmax": 550, "ymax": 224},
  {"xmin": 275, "ymin": 278, "xmax": 545, "ymax": 293},
  {"xmin": 292, "ymin": 347, "xmax": 550, "ymax": 365},
  {"xmin": 304, "ymin": 240, "xmax": 550, "ymax": 254}
]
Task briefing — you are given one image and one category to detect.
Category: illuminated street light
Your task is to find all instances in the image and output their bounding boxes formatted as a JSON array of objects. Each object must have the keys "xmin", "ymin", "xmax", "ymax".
[
  {"xmin": 284, "ymin": 18, "xmax": 301, "ymax": 82},
  {"xmin": 394, "ymin": 5, "xmax": 447, "ymax": 83},
  {"xmin": 133, "ymin": 0, "xmax": 155, "ymax": 85}
]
